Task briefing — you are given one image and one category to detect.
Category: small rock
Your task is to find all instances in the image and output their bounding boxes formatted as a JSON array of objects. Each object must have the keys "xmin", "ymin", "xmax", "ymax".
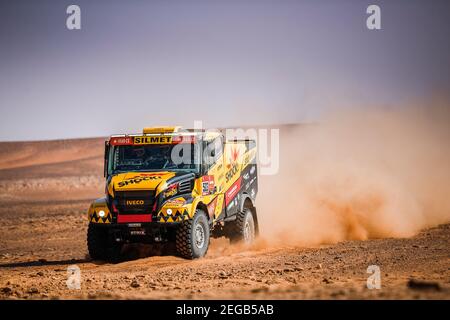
[
  {"xmin": 286, "ymin": 277, "xmax": 297, "ymax": 284},
  {"xmin": 130, "ymin": 279, "xmax": 140, "ymax": 288},
  {"xmin": 330, "ymin": 290, "xmax": 345, "ymax": 297},
  {"xmin": 294, "ymin": 267, "xmax": 304, "ymax": 271},
  {"xmin": 14, "ymin": 290, "xmax": 24, "ymax": 297},
  {"xmin": 251, "ymin": 286, "xmax": 269, "ymax": 293},
  {"xmin": 407, "ymin": 279, "xmax": 441, "ymax": 291},
  {"xmin": 28, "ymin": 287, "xmax": 39, "ymax": 294},
  {"xmin": 87, "ymin": 293, "xmax": 97, "ymax": 299},
  {"xmin": 218, "ymin": 271, "xmax": 228, "ymax": 279},
  {"xmin": 37, "ymin": 271, "xmax": 44, "ymax": 277},
  {"xmin": 1, "ymin": 287, "xmax": 12, "ymax": 294},
  {"xmin": 316, "ymin": 264, "xmax": 323, "ymax": 269},
  {"xmin": 322, "ymin": 278, "xmax": 333, "ymax": 284}
]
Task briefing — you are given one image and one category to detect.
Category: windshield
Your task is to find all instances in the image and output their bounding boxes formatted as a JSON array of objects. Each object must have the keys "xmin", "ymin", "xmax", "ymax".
[{"xmin": 109, "ymin": 143, "xmax": 200, "ymax": 174}]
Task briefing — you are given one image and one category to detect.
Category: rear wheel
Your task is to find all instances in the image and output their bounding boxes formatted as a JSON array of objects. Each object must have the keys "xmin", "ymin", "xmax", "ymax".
[
  {"xmin": 176, "ymin": 209, "xmax": 210, "ymax": 259},
  {"xmin": 87, "ymin": 223, "xmax": 122, "ymax": 262},
  {"xmin": 228, "ymin": 208, "xmax": 256, "ymax": 245}
]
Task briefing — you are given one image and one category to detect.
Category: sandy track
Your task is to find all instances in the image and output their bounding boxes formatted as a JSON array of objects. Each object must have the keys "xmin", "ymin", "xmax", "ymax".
[
  {"xmin": 0, "ymin": 198, "xmax": 448, "ymax": 299},
  {"xmin": 0, "ymin": 136, "xmax": 449, "ymax": 300}
]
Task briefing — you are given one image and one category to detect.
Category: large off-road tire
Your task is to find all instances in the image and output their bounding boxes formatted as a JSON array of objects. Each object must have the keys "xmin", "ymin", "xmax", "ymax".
[
  {"xmin": 228, "ymin": 208, "xmax": 256, "ymax": 245},
  {"xmin": 87, "ymin": 223, "xmax": 122, "ymax": 262},
  {"xmin": 176, "ymin": 209, "xmax": 210, "ymax": 259}
]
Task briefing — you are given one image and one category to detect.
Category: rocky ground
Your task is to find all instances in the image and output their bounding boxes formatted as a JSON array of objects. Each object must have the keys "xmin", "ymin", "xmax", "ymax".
[
  {"xmin": 0, "ymin": 197, "xmax": 448, "ymax": 299},
  {"xmin": 0, "ymin": 137, "xmax": 449, "ymax": 300}
]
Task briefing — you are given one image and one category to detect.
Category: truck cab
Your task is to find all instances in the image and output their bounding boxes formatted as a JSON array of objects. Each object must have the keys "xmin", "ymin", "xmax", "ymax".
[{"xmin": 87, "ymin": 126, "xmax": 258, "ymax": 261}]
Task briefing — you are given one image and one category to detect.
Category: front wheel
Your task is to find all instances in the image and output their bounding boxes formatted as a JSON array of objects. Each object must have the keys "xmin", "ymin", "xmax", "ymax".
[
  {"xmin": 176, "ymin": 209, "xmax": 210, "ymax": 259},
  {"xmin": 87, "ymin": 223, "xmax": 122, "ymax": 262}
]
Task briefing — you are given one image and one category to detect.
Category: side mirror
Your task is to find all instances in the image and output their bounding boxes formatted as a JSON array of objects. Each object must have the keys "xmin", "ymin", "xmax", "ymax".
[{"xmin": 104, "ymin": 141, "xmax": 109, "ymax": 178}]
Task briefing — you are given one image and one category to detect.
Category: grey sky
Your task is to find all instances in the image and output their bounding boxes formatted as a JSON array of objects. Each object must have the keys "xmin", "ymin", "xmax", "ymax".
[{"xmin": 0, "ymin": 0, "xmax": 449, "ymax": 141}]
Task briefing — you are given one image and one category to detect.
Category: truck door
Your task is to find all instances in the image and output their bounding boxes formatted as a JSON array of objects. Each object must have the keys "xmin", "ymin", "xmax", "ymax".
[{"xmin": 202, "ymin": 136, "xmax": 225, "ymax": 220}]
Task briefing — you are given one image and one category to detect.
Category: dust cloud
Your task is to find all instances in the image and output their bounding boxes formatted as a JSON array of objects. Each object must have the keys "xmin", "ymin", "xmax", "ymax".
[{"xmin": 257, "ymin": 100, "xmax": 450, "ymax": 246}]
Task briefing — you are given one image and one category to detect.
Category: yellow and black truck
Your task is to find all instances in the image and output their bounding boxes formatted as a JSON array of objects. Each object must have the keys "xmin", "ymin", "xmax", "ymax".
[{"xmin": 87, "ymin": 126, "xmax": 258, "ymax": 261}]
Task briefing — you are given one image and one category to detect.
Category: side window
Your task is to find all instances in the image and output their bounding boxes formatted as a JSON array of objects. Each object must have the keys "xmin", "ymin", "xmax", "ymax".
[{"xmin": 203, "ymin": 136, "xmax": 223, "ymax": 171}]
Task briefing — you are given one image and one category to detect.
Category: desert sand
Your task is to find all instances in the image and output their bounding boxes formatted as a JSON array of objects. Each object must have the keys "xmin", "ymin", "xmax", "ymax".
[{"xmin": 0, "ymin": 125, "xmax": 449, "ymax": 300}]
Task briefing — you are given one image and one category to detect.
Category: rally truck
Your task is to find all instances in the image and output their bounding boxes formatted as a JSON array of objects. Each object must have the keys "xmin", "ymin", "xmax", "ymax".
[{"xmin": 87, "ymin": 126, "xmax": 258, "ymax": 261}]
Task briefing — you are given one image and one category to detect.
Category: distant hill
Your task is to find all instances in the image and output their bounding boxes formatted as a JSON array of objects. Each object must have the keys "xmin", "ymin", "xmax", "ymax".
[{"xmin": 0, "ymin": 138, "xmax": 105, "ymax": 180}]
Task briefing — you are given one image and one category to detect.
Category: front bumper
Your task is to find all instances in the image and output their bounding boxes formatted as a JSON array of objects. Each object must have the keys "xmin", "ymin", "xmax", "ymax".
[
  {"xmin": 92, "ymin": 221, "xmax": 179, "ymax": 243},
  {"xmin": 88, "ymin": 197, "xmax": 193, "ymax": 225}
]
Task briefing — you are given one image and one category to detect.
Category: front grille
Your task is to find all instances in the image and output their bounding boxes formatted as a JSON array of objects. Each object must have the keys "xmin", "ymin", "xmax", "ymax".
[
  {"xmin": 114, "ymin": 190, "xmax": 155, "ymax": 214},
  {"xmin": 178, "ymin": 180, "xmax": 193, "ymax": 194}
]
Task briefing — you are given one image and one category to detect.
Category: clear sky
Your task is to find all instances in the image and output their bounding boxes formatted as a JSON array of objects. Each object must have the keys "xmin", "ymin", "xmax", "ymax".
[{"xmin": 0, "ymin": 0, "xmax": 449, "ymax": 141}]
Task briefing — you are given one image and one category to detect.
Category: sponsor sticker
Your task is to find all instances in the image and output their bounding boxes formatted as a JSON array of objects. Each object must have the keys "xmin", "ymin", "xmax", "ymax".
[
  {"xmin": 225, "ymin": 177, "xmax": 242, "ymax": 205},
  {"xmin": 117, "ymin": 175, "xmax": 163, "ymax": 187},
  {"xmin": 202, "ymin": 175, "xmax": 215, "ymax": 195},
  {"xmin": 110, "ymin": 137, "xmax": 133, "ymax": 146},
  {"xmin": 163, "ymin": 186, "xmax": 178, "ymax": 198},
  {"xmin": 110, "ymin": 135, "xmax": 195, "ymax": 146},
  {"xmin": 134, "ymin": 136, "xmax": 173, "ymax": 145},
  {"xmin": 126, "ymin": 200, "xmax": 144, "ymax": 205},
  {"xmin": 165, "ymin": 198, "xmax": 186, "ymax": 206},
  {"xmin": 172, "ymin": 135, "xmax": 196, "ymax": 144},
  {"xmin": 130, "ymin": 230, "xmax": 146, "ymax": 236}
]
